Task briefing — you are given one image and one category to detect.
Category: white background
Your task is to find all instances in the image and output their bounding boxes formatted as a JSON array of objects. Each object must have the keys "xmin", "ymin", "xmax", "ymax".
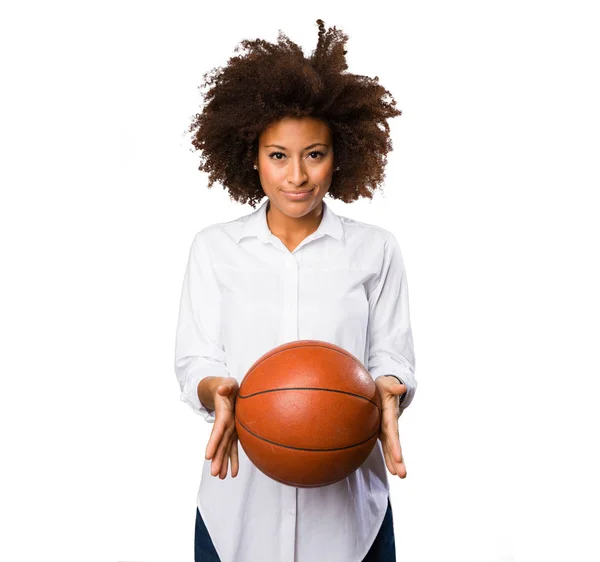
[{"xmin": 1, "ymin": 1, "xmax": 598, "ymax": 561}]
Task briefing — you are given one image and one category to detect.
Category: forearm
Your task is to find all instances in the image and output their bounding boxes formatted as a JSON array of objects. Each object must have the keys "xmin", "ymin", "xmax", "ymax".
[{"xmin": 197, "ymin": 376, "xmax": 227, "ymax": 411}]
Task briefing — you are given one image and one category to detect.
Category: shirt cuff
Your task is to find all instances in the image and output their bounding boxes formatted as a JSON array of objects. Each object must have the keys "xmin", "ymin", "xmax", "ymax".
[{"xmin": 180, "ymin": 371, "xmax": 217, "ymax": 423}]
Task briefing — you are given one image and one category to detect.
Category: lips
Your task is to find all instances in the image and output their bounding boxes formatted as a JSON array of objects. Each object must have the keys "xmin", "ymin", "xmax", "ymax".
[{"xmin": 281, "ymin": 188, "xmax": 314, "ymax": 201}]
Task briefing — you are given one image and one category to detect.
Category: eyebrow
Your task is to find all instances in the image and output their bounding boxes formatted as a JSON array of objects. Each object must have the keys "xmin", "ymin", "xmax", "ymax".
[{"xmin": 264, "ymin": 143, "xmax": 329, "ymax": 150}]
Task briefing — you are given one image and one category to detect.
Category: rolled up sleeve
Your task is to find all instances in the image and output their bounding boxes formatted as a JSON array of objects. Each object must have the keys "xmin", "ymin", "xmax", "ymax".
[
  {"xmin": 367, "ymin": 232, "xmax": 417, "ymax": 415},
  {"xmin": 174, "ymin": 231, "xmax": 230, "ymax": 423}
]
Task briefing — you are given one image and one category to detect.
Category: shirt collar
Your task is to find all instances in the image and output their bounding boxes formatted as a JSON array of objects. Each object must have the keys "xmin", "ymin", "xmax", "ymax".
[{"xmin": 234, "ymin": 198, "xmax": 345, "ymax": 246}]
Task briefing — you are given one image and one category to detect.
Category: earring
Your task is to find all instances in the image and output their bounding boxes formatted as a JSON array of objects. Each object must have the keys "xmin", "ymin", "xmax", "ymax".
[
  {"xmin": 335, "ymin": 166, "xmax": 340, "ymax": 171},
  {"xmin": 253, "ymin": 165, "xmax": 257, "ymax": 170}
]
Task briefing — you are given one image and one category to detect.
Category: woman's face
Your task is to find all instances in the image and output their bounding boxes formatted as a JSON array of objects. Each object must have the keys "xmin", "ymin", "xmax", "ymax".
[{"xmin": 254, "ymin": 116, "xmax": 335, "ymax": 220}]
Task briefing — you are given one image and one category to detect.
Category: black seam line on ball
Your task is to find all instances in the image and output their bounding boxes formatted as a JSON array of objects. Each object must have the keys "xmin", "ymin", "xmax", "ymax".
[
  {"xmin": 236, "ymin": 419, "xmax": 380, "ymax": 452},
  {"xmin": 238, "ymin": 387, "xmax": 380, "ymax": 410}
]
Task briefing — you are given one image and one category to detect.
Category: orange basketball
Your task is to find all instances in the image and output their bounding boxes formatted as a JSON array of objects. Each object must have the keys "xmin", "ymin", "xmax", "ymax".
[{"xmin": 234, "ymin": 339, "xmax": 382, "ymax": 488}]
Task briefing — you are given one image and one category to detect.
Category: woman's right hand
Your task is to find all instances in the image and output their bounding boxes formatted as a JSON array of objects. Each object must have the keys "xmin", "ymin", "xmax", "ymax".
[{"xmin": 205, "ymin": 377, "xmax": 240, "ymax": 479}]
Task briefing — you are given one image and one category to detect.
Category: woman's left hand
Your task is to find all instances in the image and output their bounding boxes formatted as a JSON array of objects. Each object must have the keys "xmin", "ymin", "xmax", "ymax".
[{"xmin": 375, "ymin": 376, "xmax": 408, "ymax": 478}]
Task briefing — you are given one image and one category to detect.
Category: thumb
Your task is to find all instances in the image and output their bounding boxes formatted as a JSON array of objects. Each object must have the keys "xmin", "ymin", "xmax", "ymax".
[
  {"xmin": 393, "ymin": 383, "xmax": 407, "ymax": 395},
  {"xmin": 217, "ymin": 384, "xmax": 230, "ymax": 395}
]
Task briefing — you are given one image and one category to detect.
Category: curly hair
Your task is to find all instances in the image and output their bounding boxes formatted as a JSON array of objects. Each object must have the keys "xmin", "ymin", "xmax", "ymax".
[{"xmin": 187, "ymin": 19, "xmax": 402, "ymax": 209}]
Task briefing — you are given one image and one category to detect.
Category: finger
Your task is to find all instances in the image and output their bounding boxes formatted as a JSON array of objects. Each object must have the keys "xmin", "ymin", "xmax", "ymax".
[
  {"xmin": 210, "ymin": 430, "xmax": 227, "ymax": 476},
  {"xmin": 212, "ymin": 425, "xmax": 233, "ymax": 476},
  {"xmin": 380, "ymin": 381, "xmax": 406, "ymax": 396},
  {"xmin": 382, "ymin": 441, "xmax": 397, "ymax": 475},
  {"xmin": 383, "ymin": 434, "xmax": 405, "ymax": 478},
  {"xmin": 388, "ymin": 382, "xmax": 406, "ymax": 393},
  {"xmin": 219, "ymin": 439, "xmax": 232, "ymax": 479},
  {"xmin": 394, "ymin": 435, "xmax": 407, "ymax": 478},
  {"xmin": 395, "ymin": 447, "xmax": 407, "ymax": 478},
  {"xmin": 383, "ymin": 414, "xmax": 402, "ymax": 464},
  {"xmin": 231, "ymin": 438, "xmax": 239, "ymax": 478},
  {"xmin": 206, "ymin": 418, "xmax": 226, "ymax": 460},
  {"xmin": 392, "ymin": 421, "xmax": 406, "ymax": 473},
  {"xmin": 218, "ymin": 383, "xmax": 237, "ymax": 404},
  {"xmin": 395, "ymin": 435, "xmax": 404, "ymax": 465},
  {"xmin": 391, "ymin": 430, "xmax": 402, "ymax": 464},
  {"xmin": 379, "ymin": 424, "xmax": 397, "ymax": 476},
  {"xmin": 211, "ymin": 437, "xmax": 227, "ymax": 476},
  {"xmin": 381, "ymin": 420, "xmax": 405, "ymax": 477}
]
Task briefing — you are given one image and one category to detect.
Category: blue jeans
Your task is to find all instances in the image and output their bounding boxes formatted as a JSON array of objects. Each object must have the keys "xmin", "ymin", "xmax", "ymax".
[{"xmin": 195, "ymin": 496, "xmax": 396, "ymax": 562}]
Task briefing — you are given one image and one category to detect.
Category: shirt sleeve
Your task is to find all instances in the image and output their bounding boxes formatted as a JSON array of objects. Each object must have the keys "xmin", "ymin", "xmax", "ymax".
[
  {"xmin": 174, "ymin": 231, "xmax": 230, "ymax": 423},
  {"xmin": 367, "ymin": 232, "xmax": 417, "ymax": 415}
]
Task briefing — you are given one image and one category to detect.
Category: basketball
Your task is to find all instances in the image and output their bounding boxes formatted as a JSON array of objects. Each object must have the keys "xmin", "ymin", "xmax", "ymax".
[{"xmin": 234, "ymin": 339, "xmax": 382, "ymax": 488}]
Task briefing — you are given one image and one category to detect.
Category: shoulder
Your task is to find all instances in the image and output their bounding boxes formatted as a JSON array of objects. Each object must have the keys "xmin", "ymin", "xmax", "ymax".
[
  {"xmin": 189, "ymin": 211, "xmax": 251, "ymax": 265},
  {"xmin": 336, "ymin": 212, "xmax": 398, "ymax": 250},
  {"xmin": 193, "ymin": 213, "xmax": 248, "ymax": 245},
  {"xmin": 334, "ymin": 212, "xmax": 405, "ymax": 279}
]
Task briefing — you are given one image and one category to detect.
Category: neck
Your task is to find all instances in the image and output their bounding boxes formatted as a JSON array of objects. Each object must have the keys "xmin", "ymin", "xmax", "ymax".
[{"xmin": 266, "ymin": 200, "xmax": 324, "ymax": 240}]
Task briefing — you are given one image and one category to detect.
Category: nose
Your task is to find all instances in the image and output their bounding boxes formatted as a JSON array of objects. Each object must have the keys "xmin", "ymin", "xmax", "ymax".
[{"xmin": 286, "ymin": 158, "xmax": 308, "ymax": 187}]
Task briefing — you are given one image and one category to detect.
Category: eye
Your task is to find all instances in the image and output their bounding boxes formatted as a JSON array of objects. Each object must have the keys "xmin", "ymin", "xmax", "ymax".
[{"xmin": 267, "ymin": 150, "xmax": 325, "ymax": 161}]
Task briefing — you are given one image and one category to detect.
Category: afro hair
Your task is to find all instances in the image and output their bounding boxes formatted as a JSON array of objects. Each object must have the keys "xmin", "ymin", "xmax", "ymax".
[{"xmin": 187, "ymin": 19, "xmax": 402, "ymax": 209}]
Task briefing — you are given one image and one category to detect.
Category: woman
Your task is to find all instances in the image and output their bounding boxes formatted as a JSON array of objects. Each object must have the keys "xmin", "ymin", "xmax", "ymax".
[{"xmin": 175, "ymin": 19, "xmax": 417, "ymax": 562}]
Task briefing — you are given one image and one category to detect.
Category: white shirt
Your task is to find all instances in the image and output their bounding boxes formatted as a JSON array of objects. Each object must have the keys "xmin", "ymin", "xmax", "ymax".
[{"xmin": 174, "ymin": 198, "xmax": 417, "ymax": 562}]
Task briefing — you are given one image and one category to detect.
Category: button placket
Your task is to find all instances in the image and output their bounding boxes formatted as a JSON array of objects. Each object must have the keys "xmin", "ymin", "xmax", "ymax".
[
  {"xmin": 280, "ymin": 485, "xmax": 297, "ymax": 562},
  {"xmin": 281, "ymin": 255, "xmax": 299, "ymax": 342}
]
